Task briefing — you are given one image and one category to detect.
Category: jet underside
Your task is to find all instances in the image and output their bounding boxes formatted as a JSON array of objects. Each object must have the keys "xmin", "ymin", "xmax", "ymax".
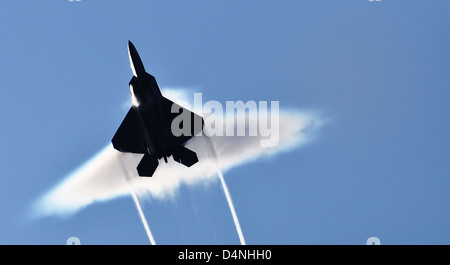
[{"xmin": 112, "ymin": 41, "xmax": 204, "ymax": 177}]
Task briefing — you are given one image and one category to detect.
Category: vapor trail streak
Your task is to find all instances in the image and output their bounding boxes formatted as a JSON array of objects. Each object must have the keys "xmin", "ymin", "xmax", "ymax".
[
  {"xmin": 217, "ymin": 168, "xmax": 246, "ymax": 245},
  {"xmin": 116, "ymin": 153, "xmax": 156, "ymax": 245},
  {"xmin": 130, "ymin": 189, "xmax": 156, "ymax": 245},
  {"xmin": 204, "ymin": 132, "xmax": 246, "ymax": 245}
]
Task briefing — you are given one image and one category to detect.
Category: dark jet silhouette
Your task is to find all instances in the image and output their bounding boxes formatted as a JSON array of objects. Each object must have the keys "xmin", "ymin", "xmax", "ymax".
[{"xmin": 112, "ymin": 41, "xmax": 204, "ymax": 177}]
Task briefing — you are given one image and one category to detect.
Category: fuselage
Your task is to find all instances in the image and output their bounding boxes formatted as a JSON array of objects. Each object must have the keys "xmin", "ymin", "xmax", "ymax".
[{"xmin": 130, "ymin": 73, "xmax": 172, "ymax": 162}]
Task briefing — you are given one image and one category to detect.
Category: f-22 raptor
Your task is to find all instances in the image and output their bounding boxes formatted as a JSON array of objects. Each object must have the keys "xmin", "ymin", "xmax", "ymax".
[{"xmin": 112, "ymin": 41, "xmax": 204, "ymax": 177}]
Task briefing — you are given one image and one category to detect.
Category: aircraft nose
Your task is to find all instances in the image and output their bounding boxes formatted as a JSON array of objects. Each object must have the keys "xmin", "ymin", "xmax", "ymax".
[
  {"xmin": 127, "ymin": 40, "xmax": 134, "ymax": 52},
  {"xmin": 127, "ymin": 41, "xmax": 146, "ymax": 78}
]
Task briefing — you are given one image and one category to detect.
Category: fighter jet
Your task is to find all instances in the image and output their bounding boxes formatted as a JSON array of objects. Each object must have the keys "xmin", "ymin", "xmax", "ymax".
[{"xmin": 112, "ymin": 41, "xmax": 204, "ymax": 177}]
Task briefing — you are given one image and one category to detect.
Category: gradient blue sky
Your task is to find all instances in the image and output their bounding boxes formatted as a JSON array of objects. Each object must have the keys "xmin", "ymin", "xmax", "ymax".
[{"xmin": 1, "ymin": 0, "xmax": 449, "ymax": 244}]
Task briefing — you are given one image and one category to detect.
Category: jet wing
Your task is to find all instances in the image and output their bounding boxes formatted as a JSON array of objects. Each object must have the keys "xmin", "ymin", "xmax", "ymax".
[
  {"xmin": 162, "ymin": 96, "xmax": 204, "ymax": 145},
  {"xmin": 112, "ymin": 107, "xmax": 146, "ymax": 154}
]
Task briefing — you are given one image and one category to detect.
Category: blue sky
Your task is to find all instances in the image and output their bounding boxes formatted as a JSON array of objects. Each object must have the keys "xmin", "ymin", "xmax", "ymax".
[{"xmin": 1, "ymin": 0, "xmax": 450, "ymax": 244}]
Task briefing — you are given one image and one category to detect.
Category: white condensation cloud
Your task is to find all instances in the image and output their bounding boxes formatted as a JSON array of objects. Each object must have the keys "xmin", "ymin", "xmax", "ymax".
[{"xmin": 32, "ymin": 89, "xmax": 323, "ymax": 218}]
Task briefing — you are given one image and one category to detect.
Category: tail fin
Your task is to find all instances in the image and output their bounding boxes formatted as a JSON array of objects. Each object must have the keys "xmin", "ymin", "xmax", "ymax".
[
  {"xmin": 172, "ymin": 144, "xmax": 199, "ymax": 167},
  {"xmin": 137, "ymin": 152, "xmax": 159, "ymax": 177}
]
